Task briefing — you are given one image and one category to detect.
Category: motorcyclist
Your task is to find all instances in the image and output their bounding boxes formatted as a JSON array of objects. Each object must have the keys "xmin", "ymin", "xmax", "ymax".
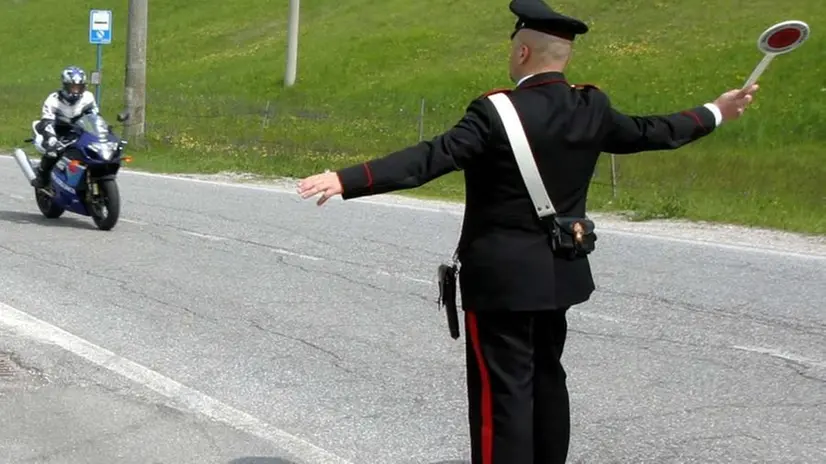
[{"xmin": 30, "ymin": 65, "xmax": 99, "ymax": 189}]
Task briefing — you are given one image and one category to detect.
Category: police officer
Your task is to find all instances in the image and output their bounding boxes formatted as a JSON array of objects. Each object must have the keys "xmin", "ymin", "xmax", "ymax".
[{"xmin": 297, "ymin": 0, "xmax": 758, "ymax": 462}]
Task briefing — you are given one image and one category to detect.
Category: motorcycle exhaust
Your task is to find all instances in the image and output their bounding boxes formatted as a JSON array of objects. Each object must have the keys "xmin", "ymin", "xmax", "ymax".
[{"xmin": 13, "ymin": 148, "xmax": 37, "ymax": 183}]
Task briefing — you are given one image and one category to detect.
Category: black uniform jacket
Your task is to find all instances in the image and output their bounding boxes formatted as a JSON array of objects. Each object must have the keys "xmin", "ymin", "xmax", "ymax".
[{"xmin": 336, "ymin": 71, "xmax": 718, "ymax": 312}]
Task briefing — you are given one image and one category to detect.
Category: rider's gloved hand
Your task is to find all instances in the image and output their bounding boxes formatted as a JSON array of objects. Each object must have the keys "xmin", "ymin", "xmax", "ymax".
[{"xmin": 45, "ymin": 136, "xmax": 57, "ymax": 150}]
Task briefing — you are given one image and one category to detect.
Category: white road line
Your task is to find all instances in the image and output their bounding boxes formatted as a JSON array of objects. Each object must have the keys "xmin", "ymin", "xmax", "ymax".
[
  {"xmin": 181, "ymin": 230, "xmax": 226, "ymax": 241},
  {"xmin": 177, "ymin": 232, "xmax": 324, "ymax": 261},
  {"xmin": 573, "ymin": 310, "xmax": 628, "ymax": 324},
  {"xmin": 375, "ymin": 269, "xmax": 433, "ymax": 285},
  {"xmin": 122, "ymin": 217, "xmax": 322, "ymax": 260},
  {"xmin": 0, "ymin": 301, "xmax": 355, "ymax": 464},
  {"xmin": 272, "ymin": 247, "xmax": 323, "ymax": 261},
  {"xmin": 121, "ymin": 218, "xmax": 147, "ymax": 226},
  {"xmin": 603, "ymin": 229, "xmax": 826, "ymax": 261},
  {"xmin": 123, "ymin": 169, "xmax": 303, "ymax": 194},
  {"xmin": 732, "ymin": 345, "xmax": 826, "ymax": 369}
]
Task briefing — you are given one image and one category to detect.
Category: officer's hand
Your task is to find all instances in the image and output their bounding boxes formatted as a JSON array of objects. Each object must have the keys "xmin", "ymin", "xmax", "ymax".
[
  {"xmin": 297, "ymin": 171, "xmax": 342, "ymax": 206},
  {"xmin": 46, "ymin": 136, "xmax": 57, "ymax": 148},
  {"xmin": 713, "ymin": 84, "xmax": 759, "ymax": 123}
]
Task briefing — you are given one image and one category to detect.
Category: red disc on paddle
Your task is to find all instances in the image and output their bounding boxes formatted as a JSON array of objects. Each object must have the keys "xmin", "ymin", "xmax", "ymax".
[
  {"xmin": 767, "ymin": 28, "xmax": 802, "ymax": 48},
  {"xmin": 757, "ymin": 20, "xmax": 810, "ymax": 54}
]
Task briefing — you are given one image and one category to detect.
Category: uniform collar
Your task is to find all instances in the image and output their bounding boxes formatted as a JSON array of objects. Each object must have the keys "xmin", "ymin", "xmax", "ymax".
[
  {"xmin": 516, "ymin": 73, "xmax": 536, "ymax": 87},
  {"xmin": 515, "ymin": 71, "xmax": 567, "ymax": 88}
]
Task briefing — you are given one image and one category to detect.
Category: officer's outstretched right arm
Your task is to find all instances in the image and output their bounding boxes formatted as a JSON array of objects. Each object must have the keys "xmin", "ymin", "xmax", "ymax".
[
  {"xmin": 334, "ymin": 97, "xmax": 492, "ymax": 200},
  {"xmin": 597, "ymin": 89, "xmax": 723, "ymax": 155}
]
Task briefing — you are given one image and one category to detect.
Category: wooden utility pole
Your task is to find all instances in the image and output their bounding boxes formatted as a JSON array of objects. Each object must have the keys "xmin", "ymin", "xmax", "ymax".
[{"xmin": 124, "ymin": 0, "xmax": 148, "ymax": 143}]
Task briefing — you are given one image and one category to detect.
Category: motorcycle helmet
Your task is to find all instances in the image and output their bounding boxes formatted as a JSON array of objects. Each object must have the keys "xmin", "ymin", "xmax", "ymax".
[{"xmin": 58, "ymin": 66, "xmax": 88, "ymax": 105}]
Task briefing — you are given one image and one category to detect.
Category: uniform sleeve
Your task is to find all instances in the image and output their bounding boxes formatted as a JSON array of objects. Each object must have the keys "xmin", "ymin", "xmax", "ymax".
[
  {"xmin": 335, "ymin": 98, "xmax": 492, "ymax": 200},
  {"xmin": 598, "ymin": 91, "xmax": 721, "ymax": 155}
]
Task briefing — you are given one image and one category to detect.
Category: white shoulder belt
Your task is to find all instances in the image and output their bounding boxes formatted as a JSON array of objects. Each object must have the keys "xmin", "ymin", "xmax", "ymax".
[{"xmin": 486, "ymin": 92, "xmax": 556, "ymax": 218}]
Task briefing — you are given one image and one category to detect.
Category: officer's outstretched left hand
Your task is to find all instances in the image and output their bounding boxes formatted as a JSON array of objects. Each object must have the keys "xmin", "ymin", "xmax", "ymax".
[{"xmin": 297, "ymin": 171, "xmax": 342, "ymax": 206}]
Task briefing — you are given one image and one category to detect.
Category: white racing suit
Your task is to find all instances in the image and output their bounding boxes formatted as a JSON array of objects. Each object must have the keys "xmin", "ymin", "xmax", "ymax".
[{"xmin": 31, "ymin": 90, "xmax": 99, "ymax": 188}]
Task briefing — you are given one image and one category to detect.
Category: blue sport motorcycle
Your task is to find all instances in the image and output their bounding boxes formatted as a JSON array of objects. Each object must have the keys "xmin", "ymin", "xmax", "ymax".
[{"xmin": 13, "ymin": 111, "xmax": 130, "ymax": 231}]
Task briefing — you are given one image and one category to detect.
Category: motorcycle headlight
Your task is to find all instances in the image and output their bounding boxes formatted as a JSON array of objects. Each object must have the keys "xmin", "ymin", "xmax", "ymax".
[{"xmin": 88, "ymin": 141, "xmax": 118, "ymax": 160}]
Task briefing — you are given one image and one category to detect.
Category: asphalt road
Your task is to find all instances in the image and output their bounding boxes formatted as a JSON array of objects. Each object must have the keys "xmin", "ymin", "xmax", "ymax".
[{"xmin": 0, "ymin": 155, "xmax": 825, "ymax": 464}]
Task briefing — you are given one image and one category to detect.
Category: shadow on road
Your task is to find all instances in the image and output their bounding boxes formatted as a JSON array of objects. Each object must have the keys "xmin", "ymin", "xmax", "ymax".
[{"xmin": 0, "ymin": 209, "xmax": 96, "ymax": 230}]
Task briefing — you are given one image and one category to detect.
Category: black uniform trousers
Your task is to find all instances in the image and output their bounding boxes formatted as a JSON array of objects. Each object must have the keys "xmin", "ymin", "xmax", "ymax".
[{"xmin": 465, "ymin": 307, "xmax": 570, "ymax": 464}]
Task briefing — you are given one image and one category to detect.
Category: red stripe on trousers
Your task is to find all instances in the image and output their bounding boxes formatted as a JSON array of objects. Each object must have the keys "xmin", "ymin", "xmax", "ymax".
[{"xmin": 467, "ymin": 312, "xmax": 493, "ymax": 464}]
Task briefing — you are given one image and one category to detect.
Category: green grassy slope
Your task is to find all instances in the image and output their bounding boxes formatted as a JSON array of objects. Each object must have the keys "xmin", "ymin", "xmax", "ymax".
[{"xmin": 1, "ymin": 0, "xmax": 824, "ymax": 234}]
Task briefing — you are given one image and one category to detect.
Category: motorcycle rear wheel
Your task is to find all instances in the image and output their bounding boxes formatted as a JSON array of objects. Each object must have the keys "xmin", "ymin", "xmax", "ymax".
[{"xmin": 35, "ymin": 187, "xmax": 65, "ymax": 219}]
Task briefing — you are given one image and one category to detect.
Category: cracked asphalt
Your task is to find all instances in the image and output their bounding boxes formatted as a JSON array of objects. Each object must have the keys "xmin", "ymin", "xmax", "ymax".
[{"xmin": 1, "ymin": 156, "xmax": 825, "ymax": 463}]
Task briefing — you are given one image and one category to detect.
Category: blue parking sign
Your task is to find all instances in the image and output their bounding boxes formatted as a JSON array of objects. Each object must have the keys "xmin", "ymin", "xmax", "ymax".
[{"xmin": 89, "ymin": 10, "xmax": 112, "ymax": 45}]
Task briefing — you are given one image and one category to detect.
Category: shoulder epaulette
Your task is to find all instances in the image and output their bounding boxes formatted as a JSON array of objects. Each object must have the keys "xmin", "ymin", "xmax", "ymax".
[
  {"xmin": 479, "ymin": 87, "xmax": 512, "ymax": 99},
  {"xmin": 571, "ymin": 83, "xmax": 600, "ymax": 91}
]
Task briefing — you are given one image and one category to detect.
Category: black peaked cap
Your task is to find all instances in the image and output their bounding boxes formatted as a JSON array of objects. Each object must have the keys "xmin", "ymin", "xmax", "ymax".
[{"xmin": 509, "ymin": 0, "xmax": 588, "ymax": 40}]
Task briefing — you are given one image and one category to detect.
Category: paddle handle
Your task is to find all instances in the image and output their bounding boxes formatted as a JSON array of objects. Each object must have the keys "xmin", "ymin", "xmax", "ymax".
[{"xmin": 744, "ymin": 53, "xmax": 776, "ymax": 88}]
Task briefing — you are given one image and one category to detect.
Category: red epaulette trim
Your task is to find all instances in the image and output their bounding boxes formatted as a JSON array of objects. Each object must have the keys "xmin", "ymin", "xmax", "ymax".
[
  {"xmin": 571, "ymin": 83, "xmax": 600, "ymax": 90},
  {"xmin": 480, "ymin": 87, "xmax": 512, "ymax": 98}
]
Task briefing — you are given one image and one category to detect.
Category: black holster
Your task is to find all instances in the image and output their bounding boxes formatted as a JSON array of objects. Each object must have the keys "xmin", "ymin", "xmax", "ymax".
[
  {"xmin": 544, "ymin": 216, "xmax": 598, "ymax": 259},
  {"xmin": 437, "ymin": 263, "xmax": 460, "ymax": 339}
]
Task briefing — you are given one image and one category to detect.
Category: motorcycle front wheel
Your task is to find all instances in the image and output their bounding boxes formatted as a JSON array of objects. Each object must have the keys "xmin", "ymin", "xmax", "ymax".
[{"xmin": 91, "ymin": 179, "xmax": 121, "ymax": 231}]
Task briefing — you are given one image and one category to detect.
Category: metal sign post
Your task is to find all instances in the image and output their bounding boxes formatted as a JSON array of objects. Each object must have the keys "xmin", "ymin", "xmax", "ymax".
[{"xmin": 89, "ymin": 9, "xmax": 113, "ymax": 111}]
